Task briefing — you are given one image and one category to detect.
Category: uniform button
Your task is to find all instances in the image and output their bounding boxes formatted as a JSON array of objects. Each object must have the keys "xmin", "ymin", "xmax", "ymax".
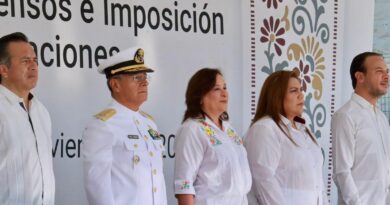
[
  {"xmin": 133, "ymin": 155, "xmax": 140, "ymax": 164},
  {"xmin": 149, "ymin": 151, "xmax": 154, "ymax": 157},
  {"xmin": 135, "ymin": 120, "xmax": 140, "ymax": 125},
  {"xmin": 153, "ymin": 187, "xmax": 157, "ymax": 193},
  {"xmin": 153, "ymin": 169, "xmax": 157, "ymax": 175},
  {"xmin": 133, "ymin": 144, "xmax": 138, "ymax": 148},
  {"xmin": 144, "ymin": 135, "xmax": 148, "ymax": 140},
  {"xmin": 160, "ymin": 144, "xmax": 163, "ymax": 149}
]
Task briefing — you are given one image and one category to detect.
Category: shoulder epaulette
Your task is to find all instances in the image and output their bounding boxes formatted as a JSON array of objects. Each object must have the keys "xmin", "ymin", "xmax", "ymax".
[
  {"xmin": 94, "ymin": 108, "xmax": 116, "ymax": 121},
  {"xmin": 140, "ymin": 110, "xmax": 154, "ymax": 122}
]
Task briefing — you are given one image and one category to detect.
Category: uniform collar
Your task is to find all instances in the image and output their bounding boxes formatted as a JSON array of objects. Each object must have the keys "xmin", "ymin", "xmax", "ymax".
[
  {"xmin": 0, "ymin": 84, "xmax": 34, "ymax": 105},
  {"xmin": 351, "ymin": 92, "xmax": 378, "ymax": 110},
  {"xmin": 111, "ymin": 99, "xmax": 139, "ymax": 116}
]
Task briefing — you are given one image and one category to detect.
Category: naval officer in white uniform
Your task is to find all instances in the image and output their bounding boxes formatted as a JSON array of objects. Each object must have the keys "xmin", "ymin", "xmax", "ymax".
[{"xmin": 82, "ymin": 47, "xmax": 167, "ymax": 205}]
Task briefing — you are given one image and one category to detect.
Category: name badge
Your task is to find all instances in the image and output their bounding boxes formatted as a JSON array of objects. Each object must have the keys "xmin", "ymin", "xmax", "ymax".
[{"xmin": 127, "ymin": 135, "xmax": 139, "ymax": 139}]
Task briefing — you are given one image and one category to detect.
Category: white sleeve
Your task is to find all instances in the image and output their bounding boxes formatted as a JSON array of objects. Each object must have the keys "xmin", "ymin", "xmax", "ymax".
[
  {"xmin": 82, "ymin": 120, "xmax": 115, "ymax": 205},
  {"xmin": 331, "ymin": 113, "xmax": 361, "ymax": 205},
  {"xmin": 244, "ymin": 123, "xmax": 286, "ymax": 205},
  {"xmin": 174, "ymin": 124, "xmax": 206, "ymax": 195}
]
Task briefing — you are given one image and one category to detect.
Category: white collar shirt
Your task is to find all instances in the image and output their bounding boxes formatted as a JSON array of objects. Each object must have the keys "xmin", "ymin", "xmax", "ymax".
[
  {"xmin": 0, "ymin": 85, "xmax": 55, "ymax": 205},
  {"xmin": 174, "ymin": 117, "xmax": 252, "ymax": 205},
  {"xmin": 244, "ymin": 115, "xmax": 328, "ymax": 205},
  {"xmin": 331, "ymin": 93, "xmax": 390, "ymax": 205},
  {"xmin": 83, "ymin": 100, "xmax": 167, "ymax": 205}
]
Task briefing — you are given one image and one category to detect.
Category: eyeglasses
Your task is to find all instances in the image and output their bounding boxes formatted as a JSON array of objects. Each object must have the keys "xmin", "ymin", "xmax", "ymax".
[
  {"xmin": 118, "ymin": 73, "xmax": 150, "ymax": 82},
  {"xmin": 131, "ymin": 73, "xmax": 150, "ymax": 82},
  {"xmin": 113, "ymin": 73, "xmax": 151, "ymax": 82}
]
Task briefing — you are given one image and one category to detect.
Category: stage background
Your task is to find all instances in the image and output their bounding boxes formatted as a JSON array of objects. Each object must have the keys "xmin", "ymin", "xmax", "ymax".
[
  {"xmin": 374, "ymin": 0, "xmax": 390, "ymax": 119},
  {"xmin": 0, "ymin": 0, "xmax": 376, "ymax": 204}
]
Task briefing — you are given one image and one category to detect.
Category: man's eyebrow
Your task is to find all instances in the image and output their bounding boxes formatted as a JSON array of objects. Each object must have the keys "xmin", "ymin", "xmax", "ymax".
[{"xmin": 375, "ymin": 66, "xmax": 388, "ymax": 71}]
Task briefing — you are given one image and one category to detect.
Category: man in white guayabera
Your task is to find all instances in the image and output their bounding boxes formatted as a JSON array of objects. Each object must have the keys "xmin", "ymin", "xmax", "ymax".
[
  {"xmin": 332, "ymin": 52, "xmax": 390, "ymax": 205},
  {"xmin": 0, "ymin": 32, "xmax": 55, "ymax": 205}
]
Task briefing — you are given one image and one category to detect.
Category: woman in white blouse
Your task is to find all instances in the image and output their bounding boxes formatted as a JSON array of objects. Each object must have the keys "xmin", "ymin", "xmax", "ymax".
[
  {"xmin": 244, "ymin": 70, "xmax": 329, "ymax": 205},
  {"xmin": 174, "ymin": 68, "xmax": 252, "ymax": 205}
]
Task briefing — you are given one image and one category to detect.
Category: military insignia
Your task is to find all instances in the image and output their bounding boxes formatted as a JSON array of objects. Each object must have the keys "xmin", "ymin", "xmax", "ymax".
[
  {"xmin": 148, "ymin": 126, "xmax": 160, "ymax": 140},
  {"xmin": 94, "ymin": 108, "xmax": 116, "ymax": 121},
  {"xmin": 134, "ymin": 48, "xmax": 144, "ymax": 63},
  {"xmin": 127, "ymin": 135, "xmax": 139, "ymax": 139}
]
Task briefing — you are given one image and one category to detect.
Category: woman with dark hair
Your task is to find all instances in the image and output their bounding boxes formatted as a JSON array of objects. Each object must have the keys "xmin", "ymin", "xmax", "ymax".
[
  {"xmin": 174, "ymin": 68, "xmax": 251, "ymax": 205},
  {"xmin": 245, "ymin": 70, "xmax": 328, "ymax": 205}
]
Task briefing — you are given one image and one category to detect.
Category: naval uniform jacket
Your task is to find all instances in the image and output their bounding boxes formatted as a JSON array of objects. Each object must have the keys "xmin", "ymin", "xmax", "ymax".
[{"xmin": 83, "ymin": 100, "xmax": 167, "ymax": 205}]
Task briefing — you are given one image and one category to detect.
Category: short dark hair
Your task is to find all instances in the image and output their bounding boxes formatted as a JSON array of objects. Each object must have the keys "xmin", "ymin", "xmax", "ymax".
[
  {"xmin": 350, "ymin": 52, "xmax": 383, "ymax": 89},
  {"xmin": 107, "ymin": 79, "xmax": 113, "ymax": 93},
  {"xmin": 106, "ymin": 74, "xmax": 122, "ymax": 94},
  {"xmin": 182, "ymin": 68, "xmax": 228, "ymax": 122},
  {"xmin": 0, "ymin": 32, "xmax": 29, "ymax": 83},
  {"xmin": 0, "ymin": 32, "xmax": 29, "ymax": 65}
]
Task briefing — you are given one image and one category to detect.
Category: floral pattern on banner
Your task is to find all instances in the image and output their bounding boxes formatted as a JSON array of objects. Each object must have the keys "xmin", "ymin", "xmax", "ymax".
[
  {"xmin": 258, "ymin": 0, "xmax": 329, "ymax": 140},
  {"xmin": 263, "ymin": 0, "xmax": 283, "ymax": 9}
]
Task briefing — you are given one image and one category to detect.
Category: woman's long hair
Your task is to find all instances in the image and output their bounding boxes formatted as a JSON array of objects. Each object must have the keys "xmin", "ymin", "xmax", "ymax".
[
  {"xmin": 182, "ymin": 68, "xmax": 228, "ymax": 123},
  {"xmin": 252, "ymin": 70, "xmax": 317, "ymax": 145}
]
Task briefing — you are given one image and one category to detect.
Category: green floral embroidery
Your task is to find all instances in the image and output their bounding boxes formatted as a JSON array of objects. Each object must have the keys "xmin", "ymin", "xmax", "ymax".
[
  {"xmin": 227, "ymin": 128, "xmax": 243, "ymax": 145},
  {"xmin": 199, "ymin": 120, "xmax": 222, "ymax": 146},
  {"xmin": 180, "ymin": 180, "xmax": 191, "ymax": 190}
]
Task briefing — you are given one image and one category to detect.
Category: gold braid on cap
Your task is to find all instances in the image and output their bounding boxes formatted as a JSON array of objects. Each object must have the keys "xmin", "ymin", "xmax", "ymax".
[
  {"xmin": 109, "ymin": 48, "xmax": 146, "ymax": 75},
  {"xmin": 111, "ymin": 64, "xmax": 146, "ymax": 74}
]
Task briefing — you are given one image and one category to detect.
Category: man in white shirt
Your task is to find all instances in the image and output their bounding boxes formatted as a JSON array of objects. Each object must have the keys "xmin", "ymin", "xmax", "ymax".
[
  {"xmin": 332, "ymin": 52, "xmax": 390, "ymax": 205},
  {"xmin": 82, "ymin": 47, "xmax": 167, "ymax": 205},
  {"xmin": 0, "ymin": 32, "xmax": 55, "ymax": 205}
]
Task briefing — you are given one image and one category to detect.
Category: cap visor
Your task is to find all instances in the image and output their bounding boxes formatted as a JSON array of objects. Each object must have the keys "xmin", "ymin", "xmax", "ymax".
[{"xmin": 121, "ymin": 67, "xmax": 154, "ymax": 74}]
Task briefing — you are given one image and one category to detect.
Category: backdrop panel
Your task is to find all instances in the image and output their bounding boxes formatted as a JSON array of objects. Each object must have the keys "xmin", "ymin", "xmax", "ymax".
[
  {"xmin": 1, "ymin": 0, "xmax": 243, "ymax": 204},
  {"xmin": 0, "ymin": 0, "xmax": 353, "ymax": 204},
  {"xmin": 242, "ymin": 0, "xmax": 344, "ymax": 203}
]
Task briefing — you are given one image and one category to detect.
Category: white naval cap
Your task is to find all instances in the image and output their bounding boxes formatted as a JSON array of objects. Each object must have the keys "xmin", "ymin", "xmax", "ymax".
[{"xmin": 98, "ymin": 46, "xmax": 154, "ymax": 78}]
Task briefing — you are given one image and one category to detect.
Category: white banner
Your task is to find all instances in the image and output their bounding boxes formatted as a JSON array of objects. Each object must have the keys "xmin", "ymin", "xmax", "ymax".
[
  {"xmin": 0, "ymin": 0, "xmax": 348, "ymax": 204},
  {"xmin": 1, "ymin": 0, "xmax": 243, "ymax": 204}
]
